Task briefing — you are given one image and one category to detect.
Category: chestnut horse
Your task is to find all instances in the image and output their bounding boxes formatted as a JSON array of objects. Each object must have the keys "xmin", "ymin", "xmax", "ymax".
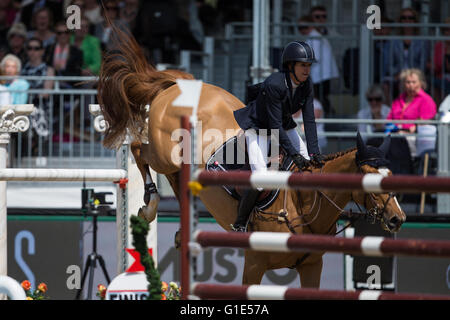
[{"xmin": 98, "ymin": 29, "xmax": 406, "ymax": 287}]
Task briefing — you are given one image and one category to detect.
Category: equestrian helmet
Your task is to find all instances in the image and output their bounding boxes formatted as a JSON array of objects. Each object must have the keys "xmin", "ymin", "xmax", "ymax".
[{"xmin": 281, "ymin": 41, "xmax": 317, "ymax": 70}]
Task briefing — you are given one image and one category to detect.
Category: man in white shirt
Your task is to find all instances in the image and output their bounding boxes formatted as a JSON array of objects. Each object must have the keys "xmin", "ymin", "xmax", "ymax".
[{"xmin": 298, "ymin": 15, "xmax": 339, "ymax": 116}]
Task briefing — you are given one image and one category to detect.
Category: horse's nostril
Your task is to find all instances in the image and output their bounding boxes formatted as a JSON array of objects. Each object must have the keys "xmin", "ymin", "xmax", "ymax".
[{"xmin": 389, "ymin": 216, "xmax": 400, "ymax": 227}]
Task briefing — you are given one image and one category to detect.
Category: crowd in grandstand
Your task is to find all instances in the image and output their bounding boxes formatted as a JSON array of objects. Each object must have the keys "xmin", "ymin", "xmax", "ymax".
[{"xmin": 0, "ymin": 1, "xmax": 448, "ymax": 169}]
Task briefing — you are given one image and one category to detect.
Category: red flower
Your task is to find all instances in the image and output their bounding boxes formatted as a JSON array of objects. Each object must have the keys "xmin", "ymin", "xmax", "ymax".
[
  {"xmin": 97, "ymin": 284, "xmax": 107, "ymax": 299},
  {"xmin": 37, "ymin": 283, "xmax": 47, "ymax": 293},
  {"xmin": 21, "ymin": 280, "xmax": 31, "ymax": 291}
]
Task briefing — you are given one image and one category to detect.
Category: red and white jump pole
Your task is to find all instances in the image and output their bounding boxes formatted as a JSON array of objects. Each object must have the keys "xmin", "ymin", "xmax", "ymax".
[
  {"xmin": 194, "ymin": 230, "xmax": 450, "ymax": 258},
  {"xmin": 191, "ymin": 283, "xmax": 450, "ymax": 300},
  {"xmin": 194, "ymin": 170, "xmax": 450, "ymax": 193}
]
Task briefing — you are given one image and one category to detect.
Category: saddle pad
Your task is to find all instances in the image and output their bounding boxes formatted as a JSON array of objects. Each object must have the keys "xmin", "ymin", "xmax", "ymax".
[{"xmin": 205, "ymin": 135, "xmax": 294, "ymax": 210}]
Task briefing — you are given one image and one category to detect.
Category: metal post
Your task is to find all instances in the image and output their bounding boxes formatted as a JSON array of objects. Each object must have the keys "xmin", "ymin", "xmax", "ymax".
[
  {"xmin": 272, "ymin": 0, "xmax": 282, "ymax": 48},
  {"xmin": 251, "ymin": 0, "xmax": 272, "ymax": 84},
  {"xmin": 359, "ymin": 25, "xmax": 371, "ymax": 112},
  {"xmin": 116, "ymin": 143, "xmax": 129, "ymax": 273},
  {"xmin": 0, "ymin": 133, "xmax": 9, "ymax": 283},
  {"xmin": 437, "ymin": 118, "xmax": 450, "ymax": 214},
  {"xmin": 180, "ymin": 51, "xmax": 191, "ymax": 74},
  {"xmin": 203, "ymin": 37, "xmax": 214, "ymax": 83}
]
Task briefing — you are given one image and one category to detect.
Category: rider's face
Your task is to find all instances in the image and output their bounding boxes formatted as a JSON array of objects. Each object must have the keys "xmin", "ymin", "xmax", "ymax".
[{"xmin": 292, "ymin": 62, "xmax": 312, "ymax": 84}]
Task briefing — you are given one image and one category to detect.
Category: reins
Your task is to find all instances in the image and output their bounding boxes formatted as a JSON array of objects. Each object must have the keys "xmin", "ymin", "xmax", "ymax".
[{"xmin": 250, "ymin": 160, "xmax": 396, "ymax": 269}]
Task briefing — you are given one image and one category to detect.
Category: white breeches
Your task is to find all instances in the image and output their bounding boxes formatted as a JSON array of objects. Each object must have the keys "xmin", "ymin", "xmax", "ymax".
[{"xmin": 245, "ymin": 128, "xmax": 310, "ymax": 173}]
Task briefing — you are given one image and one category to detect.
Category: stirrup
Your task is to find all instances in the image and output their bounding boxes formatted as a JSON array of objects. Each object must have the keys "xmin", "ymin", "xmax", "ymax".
[{"xmin": 230, "ymin": 224, "xmax": 246, "ymax": 232}]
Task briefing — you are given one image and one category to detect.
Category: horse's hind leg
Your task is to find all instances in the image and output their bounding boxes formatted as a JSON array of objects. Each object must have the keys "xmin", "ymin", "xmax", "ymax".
[
  {"xmin": 130, "ymin": 142, "xmax": 160, "ymax": 223},
  {"xmin": 242, "ymin": 251, "xmax": 266, "ymax": 284},
  {"xmin": 165, "ymin": 172, "xmax": 183, "ymax": 248},
  {"xmin": 296, "ymin": 255, "xmax": 323, "ymax": 288}
]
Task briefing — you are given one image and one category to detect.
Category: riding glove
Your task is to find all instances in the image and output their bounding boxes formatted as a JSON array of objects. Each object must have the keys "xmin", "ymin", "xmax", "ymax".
[
  {"xmin": 311, "ymin": 153, "xmax": 325, "ymax": 167},
  {"xmin": 292, "ymin": 154, "xmax": 310, "ymax": 170}
]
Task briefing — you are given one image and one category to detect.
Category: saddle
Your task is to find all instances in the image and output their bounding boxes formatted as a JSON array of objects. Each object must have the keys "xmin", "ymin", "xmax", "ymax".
[{"xmin": 205, "ymin": 130, "xmax": 294, "ymax": 210}]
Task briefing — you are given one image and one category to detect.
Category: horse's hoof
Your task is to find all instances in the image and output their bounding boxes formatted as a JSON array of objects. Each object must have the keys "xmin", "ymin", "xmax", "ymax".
[
  {"xmin": 138, "ymin": 206, "xmax": 157, "ymax": 223},
  {"xmin": 174, "ymin": 230, "xmax": 181, "ymax": 250}
]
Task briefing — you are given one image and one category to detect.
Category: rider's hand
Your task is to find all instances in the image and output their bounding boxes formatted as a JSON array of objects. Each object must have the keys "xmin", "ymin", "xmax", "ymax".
[
  {"xmin": 292, "ymin": 154, "xmax": 310, "ymax": 170},
  {"xmin": 310, "ymin": 153, "xmax": 325, "ymax": 167}
]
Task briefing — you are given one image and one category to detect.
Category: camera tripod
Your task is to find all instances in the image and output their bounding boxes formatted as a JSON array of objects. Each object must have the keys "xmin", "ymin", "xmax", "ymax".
[{"xmin": 75, "ymin": 202, "xmax": 111, "ymax": 300}]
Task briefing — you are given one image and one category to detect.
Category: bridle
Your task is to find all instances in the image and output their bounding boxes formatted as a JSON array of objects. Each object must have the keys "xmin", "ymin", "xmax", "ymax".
[
  {"xmin": 251, "ymin": 159, "xmax": 396, "ymax": 235},
  {"xmin": 250, "ymin": 159, "xmax": 397, "ymax": 270}
]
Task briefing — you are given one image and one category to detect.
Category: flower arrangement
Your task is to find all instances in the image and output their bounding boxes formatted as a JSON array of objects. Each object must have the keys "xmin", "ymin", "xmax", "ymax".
[
  {"xmin": 96, "ymin": 284, "xmax": 107, "ymax": 300},
  {"xmin": 161, "ymin": 281, "xmax": 181, "ymax": 300},
  {"xmin": 21, "ymin": 280, "xmax": 49, "ymax": 300},
  {"xmin": 96, "ymin": 281, "xmax": 181, "ymax": 300}
]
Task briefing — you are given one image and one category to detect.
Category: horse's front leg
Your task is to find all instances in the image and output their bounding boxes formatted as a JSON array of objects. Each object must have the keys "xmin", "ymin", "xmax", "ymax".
[
  {"xmin": 296, "ymin": 254, "xmax": 323, "ymax": 288},
  {"xmin": 131, "ymin": 142, "xmax": 160, "ymax": 223},
  {"xmin": 243, "ymin": 251, "xmax": 267, "ymax": 284}
]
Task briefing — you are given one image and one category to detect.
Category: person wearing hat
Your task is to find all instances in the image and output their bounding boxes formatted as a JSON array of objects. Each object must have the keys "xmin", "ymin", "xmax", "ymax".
[
  {"xmin": 6, "ymin": 22, "xmax": 28, "ymax": 65},
  {"xmin": 231, "ymin": 41, "xmax": 325, "ymax": 232}
]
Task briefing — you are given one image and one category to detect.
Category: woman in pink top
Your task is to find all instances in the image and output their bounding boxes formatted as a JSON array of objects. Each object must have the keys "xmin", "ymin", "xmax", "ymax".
[
  {"xmin": 387, "ymin": 68, "xmax": 436, "ymax": 133},
  {"xmin": 387, "ymin": 68, "xmax": 436, "ymax": 156}
]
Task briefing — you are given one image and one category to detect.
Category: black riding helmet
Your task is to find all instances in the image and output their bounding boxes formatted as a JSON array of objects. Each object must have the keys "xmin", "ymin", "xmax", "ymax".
[{"xmin": 281, "ymin": 41, "xmax": 317, "ymax": 82}]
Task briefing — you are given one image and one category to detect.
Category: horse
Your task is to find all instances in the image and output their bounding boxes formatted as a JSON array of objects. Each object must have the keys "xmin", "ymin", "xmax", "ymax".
[{"xmin": 97, "ymin": 28, "xmax": 406, "ymax": 287}]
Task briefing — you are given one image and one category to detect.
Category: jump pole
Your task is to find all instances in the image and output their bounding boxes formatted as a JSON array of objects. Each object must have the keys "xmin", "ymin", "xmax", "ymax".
[
  {"xmin": 193, "ymin": 230, "xmax": 450, "ymax": 258},
  {"xmin": 0, "ymin": 105, "xmax": 34, "ymax": 295},
  {"xmin": 174, "ymin": 79, "xmax": 203, "ymax": 300},
  {"xmin": 180, "ymin": 115, "xmax": 191, "ymax": 300},
  {"xmin": 194, "ymin": 170, "xmax": 450, "ymax": 193},
  {"xmin": 191, "ymin": 283, "xmax": 450, "ymax": 300}
]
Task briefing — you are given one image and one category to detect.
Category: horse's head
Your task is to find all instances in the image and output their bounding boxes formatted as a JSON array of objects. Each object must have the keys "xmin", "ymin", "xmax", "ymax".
[{"xmin": 353, "ymin": 132, "xmax": 406, "ymax": 232}]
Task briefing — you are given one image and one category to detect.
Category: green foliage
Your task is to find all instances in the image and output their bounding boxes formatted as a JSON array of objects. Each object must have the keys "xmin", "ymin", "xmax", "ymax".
[{"xmin": 130, "ymin": 215, "xmax": 163, "ymax": 300}]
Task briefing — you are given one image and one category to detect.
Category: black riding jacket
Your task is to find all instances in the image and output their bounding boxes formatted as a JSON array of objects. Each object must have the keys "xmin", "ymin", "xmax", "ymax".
[{"xmin": 233, "ymin": 72, "xmax": 320, "ymax": 156}]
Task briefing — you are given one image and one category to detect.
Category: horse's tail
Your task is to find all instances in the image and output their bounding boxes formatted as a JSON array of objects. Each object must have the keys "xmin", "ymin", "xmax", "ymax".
[{"xmin": 97, "ymin": 23, "xmax": 194, "ymax": 149}]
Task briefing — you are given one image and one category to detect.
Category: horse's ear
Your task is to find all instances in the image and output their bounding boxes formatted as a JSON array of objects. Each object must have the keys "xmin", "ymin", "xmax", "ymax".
[
  {"xmin": 378, "ymin": 134, "xmax": 391, "ymax": 156},
  {"xmin": 356, "ymin": 131, "xmax": 367, "ymax": 154}
]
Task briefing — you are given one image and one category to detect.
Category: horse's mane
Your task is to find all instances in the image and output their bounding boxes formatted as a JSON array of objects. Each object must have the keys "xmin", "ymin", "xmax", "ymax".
[
  {"xmin": 322, "ymin": 147, "xmax": 357, "ymax": 162},
  {"xmin": 97, "ymin": 14, "xmax": 194, "ymax": 149}
]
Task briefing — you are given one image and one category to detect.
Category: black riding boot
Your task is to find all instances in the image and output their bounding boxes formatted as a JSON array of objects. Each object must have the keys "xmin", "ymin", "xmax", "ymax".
[{"xmin": 232, "ymin": 189, "xmax": 261, "ymax": 232}]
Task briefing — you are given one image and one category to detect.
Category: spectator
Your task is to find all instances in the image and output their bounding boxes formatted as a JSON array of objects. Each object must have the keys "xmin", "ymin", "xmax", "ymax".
[
  {"xmin": 0, "ymin": 53, "xmax": 29, "ymax": 104},
  {"xmin": 432, "ymin": 17, "xmax": 450, "ymax": 104},
  {"xmin": 6, "ymin": 22, "xmax": 28, "ymax": 65},
  {"xmin": 357, "ymin": 84, "xmax": 391, "ymax": 140},
  {"xmin": 83, "ymin": 0, "xmax": 103, "ymax": 25},
  {"xmin": 298, "ymin": 15, "xmax": 339, "ymax": 116},
  {"xmin": 0, "ymin": 68, "xmax": 12, "ymax": 106},
  {"xmin": 309, "ymin": 5, "xmax": 338, "ymax": 37},
  {"xmin": 22, "ymin": 38, "xmax": 54, "ymax": 93},
  {"xmin": 20, "ymin": 0, "xmax": 63, "ymax": 30},
  {"xmin": 0, "ymin": 0, "xmax": 17, "ymax": 28},
  {"xmin": 71, "ymin": 17, "xmax": 101, "ymax": 75},
  {"xmin": 44, "ymin": 21, "xmax": 83, "ymax": 80},
  {"xmin": 21, "ymin": 38, "xmax": 55, "ymax": 138},
  {"xmin": 383, "ymin": 8, "xmax": 430, "ymax": 102},
  {"xmin": 93, "ymin": 0, "xmax": 129, "ymax": 52},
  {"xmin": 386, "ymin": 68, "xmax": 437, "ymax": 157},
  {"xmin": 27, "ymin": 7, "xmax": 56, "ymax": 49}
]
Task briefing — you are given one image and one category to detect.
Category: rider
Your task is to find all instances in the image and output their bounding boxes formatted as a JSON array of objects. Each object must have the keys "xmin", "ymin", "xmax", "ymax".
[{"xmin": 231, "ymin": 41, "xmax": 325, "ymax": 232}]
